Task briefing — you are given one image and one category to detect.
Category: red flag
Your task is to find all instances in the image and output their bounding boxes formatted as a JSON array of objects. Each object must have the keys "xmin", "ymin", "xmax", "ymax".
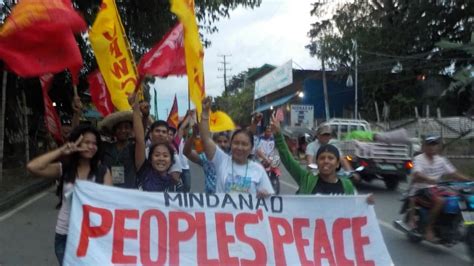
[
  {"xmin": 40, "ymin": 74, "xmax": 63, "ymax": 144},
  {"xmin": 167, "ymin": 95, "xmax": 179, "ymax": 129},
  {"xmin": 87, "ymin": 70, "xmax": 114, "ymax": 117},
  {"xmin": 0, "ymin": 0, "xmax": 86, "ymax": 77},
  {"xmin": 138, "ymin": 23, "xmax": 186, "ymax": 78}
]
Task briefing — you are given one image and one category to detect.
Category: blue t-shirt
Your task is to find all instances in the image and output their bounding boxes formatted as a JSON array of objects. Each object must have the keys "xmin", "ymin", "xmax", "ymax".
[
  {"xmin": 136, "ymin": 161, "xmax": 174, "ymax": 192},
  {"xmin": 199, "ymin": 153, "xmax": 217, "ymax": 193}
]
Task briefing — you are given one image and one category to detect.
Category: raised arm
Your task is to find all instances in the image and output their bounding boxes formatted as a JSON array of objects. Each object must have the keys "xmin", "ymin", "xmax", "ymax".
[
  {"xmin": 183, "ymin": 124, "xmax": 202, "ymax": 165},
  {"xmin": 248, "ymin": 113, "xmax": 262, "ymax": 135},
  {"xmin": 199, "ymin": 97, "xmax": 217, "ymax": 160},
  {"xmin": 71, "ymin": 95, "xmax": 83, "ymax": 129},
  {"xmin": 270, "ymin": 112, "xmax": 310, "ymax": 185},
  {"xmin": 133, "ymin": 95, "xmax": 146, "ymax": 170},
  {"xmin": 27, "ymin": 135, "xmax": 86, "ymax": 178}
]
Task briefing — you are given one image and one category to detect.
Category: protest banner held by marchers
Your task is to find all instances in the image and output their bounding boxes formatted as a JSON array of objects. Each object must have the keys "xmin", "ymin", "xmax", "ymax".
[{"xmin": 64, "ymin": 181, "xmax": 392, "ymax": 265}]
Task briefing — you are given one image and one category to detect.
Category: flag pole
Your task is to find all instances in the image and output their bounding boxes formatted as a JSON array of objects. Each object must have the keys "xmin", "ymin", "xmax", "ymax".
[
  {"xmin": 154, "ymin": 88, "xmax": 158, "ymax": 120},
  {"xmin": 0, "ymin": 71, "xmax": 7, "ymax": 182},
  {"xmin": 73, "ymin": 85, "xmax": 78, "ymax": 97}
]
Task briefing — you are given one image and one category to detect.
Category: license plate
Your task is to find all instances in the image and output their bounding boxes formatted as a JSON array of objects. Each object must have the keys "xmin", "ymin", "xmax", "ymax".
[{"xmin": 377, "ymin": 164, "xmax": 398, "ymax": 171}]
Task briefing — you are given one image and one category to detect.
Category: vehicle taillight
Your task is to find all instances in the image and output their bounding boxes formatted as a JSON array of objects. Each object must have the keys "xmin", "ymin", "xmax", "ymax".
[
  {"xmin": 359, "ymin": 160, "xmax": 369, "ymax": 167},
  {"xmin": 405, "ymin": 161, "xmax": 414, "ymax": 170}
]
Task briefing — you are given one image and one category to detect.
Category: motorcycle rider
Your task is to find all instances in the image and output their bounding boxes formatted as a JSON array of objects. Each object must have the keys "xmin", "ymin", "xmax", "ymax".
[
  {"xmin": 409, "ymin": 135, "xmax": 472, "ymax": 242},
  {"xmin": 256, "ymin": 125, "xmax": 276, "ymax": 166}
]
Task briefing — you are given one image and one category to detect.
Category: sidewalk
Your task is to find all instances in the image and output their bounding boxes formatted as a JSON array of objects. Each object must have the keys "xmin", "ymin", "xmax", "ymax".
[{"xmin": 0, "ymin": 168, "xmax": 53, "ymax": 213}]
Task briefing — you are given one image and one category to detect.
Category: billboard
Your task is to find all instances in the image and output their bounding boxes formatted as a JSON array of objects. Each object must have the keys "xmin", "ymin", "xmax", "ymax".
[
  {"xmin": 254, "ymin": 60, "xmax": 293, "ymax": 100},
  {"xmin": 291, "ymin": 104, "xmax": 314, "ymax": 128}
]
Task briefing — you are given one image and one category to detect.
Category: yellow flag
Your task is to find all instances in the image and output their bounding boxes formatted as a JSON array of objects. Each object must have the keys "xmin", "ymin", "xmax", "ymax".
[
  {"xmin": 89, "ymin": 0, "xmax": 138, "ymax": 111},
  {"xmin": 209, "ymin": 111, "xmax": 236, "ymax": 132},
  {"xmin": 170, "ymin": 0, "xmax": 205, "ymax": 115}
]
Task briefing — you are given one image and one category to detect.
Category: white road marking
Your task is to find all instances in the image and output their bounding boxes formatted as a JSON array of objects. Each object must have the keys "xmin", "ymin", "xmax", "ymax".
[{"xmin": 0, "ymin": 189, "xmax": 51, "ymax": 222}]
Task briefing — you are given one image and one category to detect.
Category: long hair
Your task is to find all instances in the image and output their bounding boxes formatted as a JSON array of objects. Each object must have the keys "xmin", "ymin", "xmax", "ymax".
[
  {"xmin": 147, "ymin": 142, "xmax": 175, "ymax": 172},
  {"xmin": 56, "ymin": 124, "xmax": 103, "ymax": 208}
]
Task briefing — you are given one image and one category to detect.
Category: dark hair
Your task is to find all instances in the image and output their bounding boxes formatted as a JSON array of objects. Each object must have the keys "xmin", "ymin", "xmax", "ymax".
[
  {"xmin": 150, "ymin": 120, "xmax": 169, "ymax": 132},
  {"xmin": 56, "ymin": 124, "xmax": 103, "ymax": 208},
  {"xmin": 316, "ymin": 144, "xmax": 340, "ymax": 160},
  {"xmin": 112, "ymin": 120, "xmax": 132, "ymax": 134},
  {"xmin": 168, "ymin": 127, "xmax": 177, "ymax": 135},
  {"xmin": 63, "ymin": 124, "xmax": 103, "ymax": 183},
  {"xmin": 316, "ymin": 144, "xmax": 341, "ymax": 171},
  {"xmin": 147, "ymin": 142, "xmax": 175, "ymax": 171},
  {"xmin": 230, "ymin": 129, "xmax": 254, "ymax": 148},
  {"xmin": 213, "ymin": 131, "xmax": 229, "ymax": 142}
]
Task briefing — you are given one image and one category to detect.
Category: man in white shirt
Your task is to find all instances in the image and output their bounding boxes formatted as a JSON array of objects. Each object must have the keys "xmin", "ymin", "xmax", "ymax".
[{"xmin": 409, "ymin": 135, "xmax": 471, "ymax": 242}]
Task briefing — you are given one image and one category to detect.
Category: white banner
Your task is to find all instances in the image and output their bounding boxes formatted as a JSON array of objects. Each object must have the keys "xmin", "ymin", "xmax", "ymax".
[
  {"xmin": 291, "ymin": 104, "xmax": 314, "ymax": 128},
  {"xmin": 64, "ymin": 181, "xmax": 392, "ymax": 266},
  {"xmin": 254, "ymin": 60, "xmax": 293, "ymax": 100}
]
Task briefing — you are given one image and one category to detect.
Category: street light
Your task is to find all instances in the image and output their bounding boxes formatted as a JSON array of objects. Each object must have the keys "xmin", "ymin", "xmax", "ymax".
[{"xmin": 298, "ymin": 91, "xmax": 304, "ymax": 98}]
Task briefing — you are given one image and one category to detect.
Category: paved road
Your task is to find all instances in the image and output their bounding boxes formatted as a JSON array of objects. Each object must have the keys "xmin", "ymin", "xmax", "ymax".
[{"xmin": 0, "ymin": 162, "xmax": 471, "ymax": 265}]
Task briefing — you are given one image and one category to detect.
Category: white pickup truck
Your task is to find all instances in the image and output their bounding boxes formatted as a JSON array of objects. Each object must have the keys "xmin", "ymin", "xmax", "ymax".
[{"xmin": 326, "ymin": 119, "xmax": 414, "ymax": 190}]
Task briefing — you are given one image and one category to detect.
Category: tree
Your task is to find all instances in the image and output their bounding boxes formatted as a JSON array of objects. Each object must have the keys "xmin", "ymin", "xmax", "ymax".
[
  {"xmin": 214, "ymin": 70, "xmax": 254, "ymax": 126},
  {"xmin": 307, "ymin": 0, "xmax": 474, "ymax": 120}
]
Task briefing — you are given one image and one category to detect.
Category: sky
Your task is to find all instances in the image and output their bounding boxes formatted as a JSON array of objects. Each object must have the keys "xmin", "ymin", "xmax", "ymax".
[{"xmin": 152, "ymin": 0, "xmax": 320, "ymax": 120}]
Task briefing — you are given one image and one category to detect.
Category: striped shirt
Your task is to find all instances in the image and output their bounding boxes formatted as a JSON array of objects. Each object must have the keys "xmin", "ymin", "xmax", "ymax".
[{"xmin": 411, "ymin": 153, "xmax": 456, "ymax": 191}]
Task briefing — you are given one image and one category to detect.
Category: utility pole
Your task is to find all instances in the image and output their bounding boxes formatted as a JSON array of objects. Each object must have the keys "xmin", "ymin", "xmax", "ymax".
[
  {"xmin": 354, "ymin": 40, "xmax": 358, "ymax": 120},
  {"xmin": 218, "ymin": 54, "xmax": 231, "ymax": 92},
  {"xmin": 321, "ymin": 52, "xmax": 330, "ymax": 121}
]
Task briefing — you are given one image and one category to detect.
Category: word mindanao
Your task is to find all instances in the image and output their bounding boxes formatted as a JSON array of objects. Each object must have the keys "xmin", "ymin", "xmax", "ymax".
[{"xmin": 76, "ymin": 205, "xmax": 375, "ymax": 266}]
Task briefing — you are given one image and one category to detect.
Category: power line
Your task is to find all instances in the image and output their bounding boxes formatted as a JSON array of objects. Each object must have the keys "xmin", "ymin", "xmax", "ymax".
[{"xmin": 217, "ymin": 54, "xmax": 232, "ymax": 92}]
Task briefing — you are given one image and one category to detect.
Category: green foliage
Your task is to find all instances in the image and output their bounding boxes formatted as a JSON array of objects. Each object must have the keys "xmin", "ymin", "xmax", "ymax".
[
  {"xmin": 307, "ymin": 0, "xmax": 474, "ymax": 119},
  {"xmin": 214, "ymin": 70, "xmax": 254, "ymax": 126}
]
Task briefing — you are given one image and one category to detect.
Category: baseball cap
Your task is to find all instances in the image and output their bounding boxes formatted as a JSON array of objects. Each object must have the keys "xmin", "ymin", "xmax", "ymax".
[
  {"xmin": 424, "ymin": 135, "xmax": 441, "ymax": 144},
  {"xmin": 317, "ymin": 124, "xmax": 332, "ymax": 135}
]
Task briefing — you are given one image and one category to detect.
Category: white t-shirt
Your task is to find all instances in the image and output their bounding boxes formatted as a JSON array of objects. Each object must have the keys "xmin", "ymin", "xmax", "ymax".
[
  {"xmin": 56, "ymin": 163, "xmax": 97, "ymax": 235},
  {"xmin": 178, "ymin": 139, "xmax": 190, "ymax": 170},
  {"xmin": 411, "ymin": 153, "xmax": 456, "ymax": 191},
  {"xmin": 257, "ymin": 136, "xmax": 275, "ymax": 157},
  {"xmin": 145, "ymin": 146, "xmax": 182, "ymax": 173},
  {"xmin": 211, "ymin": 147, "xmax": 274, "ymax": 194}
]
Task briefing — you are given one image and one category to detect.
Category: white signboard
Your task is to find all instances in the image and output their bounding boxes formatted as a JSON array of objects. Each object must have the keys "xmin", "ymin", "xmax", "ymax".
[
  {"xmin": 254, "ymin": 60, "xmax": 293, "ymax": 99},
  {"xmin": 64, "ymin": 181, "xmax": 393, "ymax": 265},
  {"xmin": 291, "ymin": 104, "xmax": 314, "ymax": 128}
]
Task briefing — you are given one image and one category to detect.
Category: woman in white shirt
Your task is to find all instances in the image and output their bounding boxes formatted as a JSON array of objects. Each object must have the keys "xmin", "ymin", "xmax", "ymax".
[
  {"xmin": 199, "ymin": 97, "xmax": 274, "ymax": 197},
  {"xmin": 27, "ymin": 125, "xmax": 112, "ymax": 265}
]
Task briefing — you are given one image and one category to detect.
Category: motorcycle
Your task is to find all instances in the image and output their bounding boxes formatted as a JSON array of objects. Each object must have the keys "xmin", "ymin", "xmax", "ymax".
[
  {"xmin": 262, "ymin": 155, "xmax": 281, "ymax": 195},
  {"xmin": 393, "ymin": 181, "xmax": 474, "ymax": 262}
]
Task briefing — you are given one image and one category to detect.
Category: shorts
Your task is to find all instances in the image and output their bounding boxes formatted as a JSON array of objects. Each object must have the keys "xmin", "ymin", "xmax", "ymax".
[{"xmin": 413, "ymin": 187, "xmax": 456, "ymax": 208}]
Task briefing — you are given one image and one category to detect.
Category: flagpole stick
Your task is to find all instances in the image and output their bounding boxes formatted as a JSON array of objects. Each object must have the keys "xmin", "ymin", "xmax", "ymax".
[
  {"xmin": 73, "ymin": 85, "xmax": 78, "ymax": 97},
  {"xmin": 22, "ymin": 90, "xmax": 30, "ymax": 167},
  {"xmin": 0, "ymin": 71, "xmax": 7, "ymax": 182}
]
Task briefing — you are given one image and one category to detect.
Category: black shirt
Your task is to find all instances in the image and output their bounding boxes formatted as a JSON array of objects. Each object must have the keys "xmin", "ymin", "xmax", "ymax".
[
  {"xmin": 312, "ymin": 178, "xmax": 345, "ymax": 195},
  {"xmin": 102, "ymin": 142, "xmax": 136, "ymax": 189}
]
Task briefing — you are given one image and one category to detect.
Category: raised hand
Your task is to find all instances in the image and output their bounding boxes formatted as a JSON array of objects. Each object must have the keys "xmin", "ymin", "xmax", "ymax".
[
  {"xmin": 192, "ymin": 123, "xmax": 199, "ymax": 138},
  {"xmin": 270, "ymin": 111, "xmax": 281, "ymax": 134},
  {"xmin": 72, "ymin": 96, "xmax": 83, "ymax": 114},
  {"xmin": 60, "ymin": 135, "xmax": 88, "ymax": 155},
  {"xmin": 202, "ymin": 96, "xmax": 212, "ymax": 114}
]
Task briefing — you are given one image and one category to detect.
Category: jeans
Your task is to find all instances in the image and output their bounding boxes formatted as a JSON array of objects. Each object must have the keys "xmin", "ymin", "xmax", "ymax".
[
  {"xmin": 181, "ymin": 169, "xmax": 191, "ymax": 192},
  {"xmin": 54, "ymin": 233, "xmax": 67, "ymax": 266}
]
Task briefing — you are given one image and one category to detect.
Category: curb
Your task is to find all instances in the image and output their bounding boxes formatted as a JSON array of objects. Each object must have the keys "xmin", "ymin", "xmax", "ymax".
[{"xmin": 0, "ymin": 179, "xmax": 54, "ymax": 214}]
